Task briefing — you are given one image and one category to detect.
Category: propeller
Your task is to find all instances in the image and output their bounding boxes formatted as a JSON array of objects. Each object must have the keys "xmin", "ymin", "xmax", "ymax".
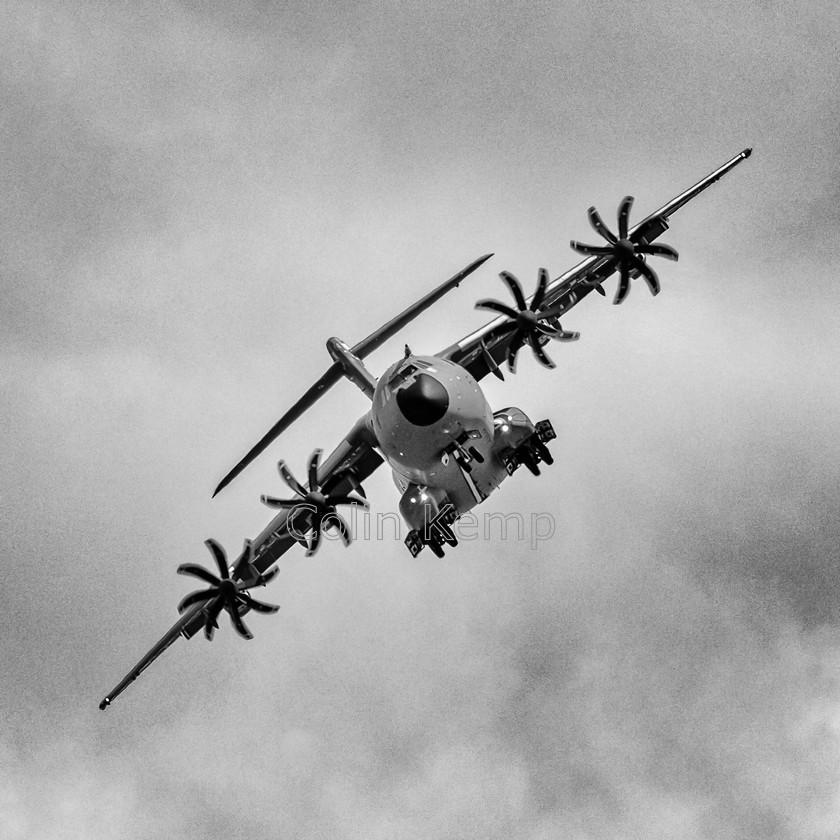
[
  {"xmin": 177, "ymin": 539, "xmax": 279, "ymax": 641},
  {"xmin": 475, "ymin": 268, "xmax": 579, "ymax": 373},
  {"xmin": 260, "ymin": 449, "xmax": 369, "ymax": 556},
  {"xmin": 570, "ymin": 196, "xmax": 679, "ymax": 304}
]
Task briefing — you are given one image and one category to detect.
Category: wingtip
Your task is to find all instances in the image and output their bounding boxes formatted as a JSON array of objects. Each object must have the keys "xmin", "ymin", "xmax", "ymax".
[
  {"xmin": 742, "ymin": 147, "xmax": 752, "ymax": 158},
  {"xmin": 212, "ymin": 470, "xmax": 237, "ymax": 498},
  {"xmin": 450, "ymin": 253, "xmax": 494, "ymax": 288},
  {"xmin": 468, "ymin": 252, "xmax": 494, "ymax": 272}
]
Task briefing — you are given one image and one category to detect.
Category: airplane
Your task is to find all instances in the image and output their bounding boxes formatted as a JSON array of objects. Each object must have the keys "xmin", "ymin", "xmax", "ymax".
[{"xmin": 99, "ymin": 148, "xmax": 752, "ymax": 710}]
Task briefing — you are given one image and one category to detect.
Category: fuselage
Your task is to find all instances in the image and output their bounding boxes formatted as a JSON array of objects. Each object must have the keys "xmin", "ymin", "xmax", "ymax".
[
  {"xmin": 371, "ymin": 355, "xmax": 491, "ymax": 480},
  {"xmin": 368, "ymin": 354, "xmax": 534, "ymax": 528}
]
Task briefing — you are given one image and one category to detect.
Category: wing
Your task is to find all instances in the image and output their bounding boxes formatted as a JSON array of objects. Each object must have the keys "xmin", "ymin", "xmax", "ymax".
[
  {"xmin": 98, "ymin": 413, "xmax": 382, "ymax": 710},
  {"xmin": 438, "ymin": 148, "xmax": 752, "ymax": 379}
]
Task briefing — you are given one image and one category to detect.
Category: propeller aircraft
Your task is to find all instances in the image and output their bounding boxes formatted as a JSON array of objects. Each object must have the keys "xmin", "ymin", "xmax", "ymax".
[{"xmin": 99, "ymin": 148, "xmax": 752, "ymax": 710}]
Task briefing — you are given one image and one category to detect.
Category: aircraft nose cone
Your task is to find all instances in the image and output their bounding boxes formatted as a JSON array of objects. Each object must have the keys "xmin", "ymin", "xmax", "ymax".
[{"xmin": 396, "ymin": 373, "xmax": 449, "ymax": 426}]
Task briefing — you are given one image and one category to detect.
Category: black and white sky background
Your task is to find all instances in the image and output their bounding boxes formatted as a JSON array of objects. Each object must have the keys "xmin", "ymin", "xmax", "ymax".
[{"xmin": 3, "ymin": 1, "xmax": 840, "ymax": 837}]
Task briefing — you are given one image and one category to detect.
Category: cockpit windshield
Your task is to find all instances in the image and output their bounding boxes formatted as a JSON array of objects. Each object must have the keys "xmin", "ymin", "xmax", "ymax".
[{"xmin": 388, "ymin": 363, "xmax": 418, "ymax": 387}]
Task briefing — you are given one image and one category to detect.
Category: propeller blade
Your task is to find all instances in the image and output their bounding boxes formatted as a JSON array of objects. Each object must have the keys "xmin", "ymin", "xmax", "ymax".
[
  {"xmin": 204, "ymin": 538, "xmax": 230, "ymax": 580},
  {"xmin": 492, "ymin": 321, "xmax": 520, "ymax": 340},
  {"xmin": 241, "ymin": 593, "xmax": 280, "ymax": 614},
  {"xmin": 480, "ymin": 339, "xmax": 505, "ymax": 381},
  {"xmin": 631, "ymin": 256, "xmax": 661, "ymax": 296},
  {"xmin": 527, "ymin": 333, "xmax": 556, "ymax": 369},
  {"xmin": 204, "ymin": 600, "xmax": 224, "ymax": 641},
  {"xmin": 277, "ymin": 460, "xmax": 306, "ymax": 498},
  {"xmin": 540, "ymin": 322, "xmax": 580, "ymax": 342},
  {"xmin": 257, "ymin": 566, "xmax": 280, "ymax": 586},
  {"xmin": 329, "ymin": 513, "xmax": 352, "ymax": 547},
  {"xmin": 540, "ymin": 300, "xmax": 566, "ymax": 320},
  {"xmin": 329, "ymin": 493, "xmax": 369, "ymax": 509},
  {"xmin": 637, "ymin": 242, "xmax": 679, "ymax": 261},
  {"xmin": 475, "ymin": 298, "xmax": 521, "ymax": 321},
  {"xmin": 178, "ymin": 589, "xmax": 217, "ymax": 613},
  {"xmin": 614, "ymin": 263, "xmax": 631, "ymax": 305},
  {"xmin": 177, "ymin": 563, "xmax": 221, "ymax": 587},
  {"xmin": 587, "ymin": 206, "xmax": 617, "ymax": 244},
  {"xmin": 238, "ymin": 567, "xmax": 280, "ymax": 591},
  {"xmin": 306, "ymin": 526, "xmax": 323, "ymax": 557},
  {"xmin": 570, "ymin": 241, "xmax": 615, "ymax": 256},
  {"xmin": 506, "ymin": 333, "xmax": 523, "ymax": 373},
  {"xmin": 260, "ymin": 495, "xmax": 299, "ymax": 509},
  {"xmin": 235, "ymin": 540, "xmax": 254, "ymax": 571},
  {"xmin": 344, "ymin": 473, "xmax": 366, "ymax": 499},
  {"xmin": 228, "ymin": 605, "xmax": 254, "ymax": 640},
  {"xmin": 500, "ymin": 271, "xmax": 528, "ymax": 311},
  {"xmin": 307, "ymin": 449, "xmax": 322, "ymax": 491},
  {"xmin": 618, "ymin": 195, "xmax": 634, "ymax": 240},
  {"xmin": 531, "ymin": 268, "xmax": 549, "ymax": 311}
]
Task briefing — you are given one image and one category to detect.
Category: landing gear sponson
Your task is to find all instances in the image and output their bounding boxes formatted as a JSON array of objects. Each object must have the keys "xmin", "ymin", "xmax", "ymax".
[{"xmin": 403, "ymin": 418, "xmax": 557, "ymax": 557}]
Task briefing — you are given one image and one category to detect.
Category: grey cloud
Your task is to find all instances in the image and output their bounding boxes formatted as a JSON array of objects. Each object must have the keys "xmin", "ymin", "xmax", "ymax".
[{"xmin": 3, "ymin": 0, "xmax": 840, "ymax": 837}]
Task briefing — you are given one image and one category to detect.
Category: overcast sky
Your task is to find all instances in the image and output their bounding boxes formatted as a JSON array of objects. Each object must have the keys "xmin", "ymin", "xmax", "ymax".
[{"xmin": 3, "ymin": 1, "xmax": 840, "ymax": 838}]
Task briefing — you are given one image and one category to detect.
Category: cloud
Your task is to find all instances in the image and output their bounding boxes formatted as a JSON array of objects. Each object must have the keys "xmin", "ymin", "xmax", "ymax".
[{"xmin": 2, "ymin": 0, "xmax": 840, "ymax": 837}]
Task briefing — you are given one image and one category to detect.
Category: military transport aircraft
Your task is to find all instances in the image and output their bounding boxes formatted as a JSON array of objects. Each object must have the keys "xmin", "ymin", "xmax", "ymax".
[{"xmin": 99, "ymin": 148, "xmax": 752, "ymax": 710}]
